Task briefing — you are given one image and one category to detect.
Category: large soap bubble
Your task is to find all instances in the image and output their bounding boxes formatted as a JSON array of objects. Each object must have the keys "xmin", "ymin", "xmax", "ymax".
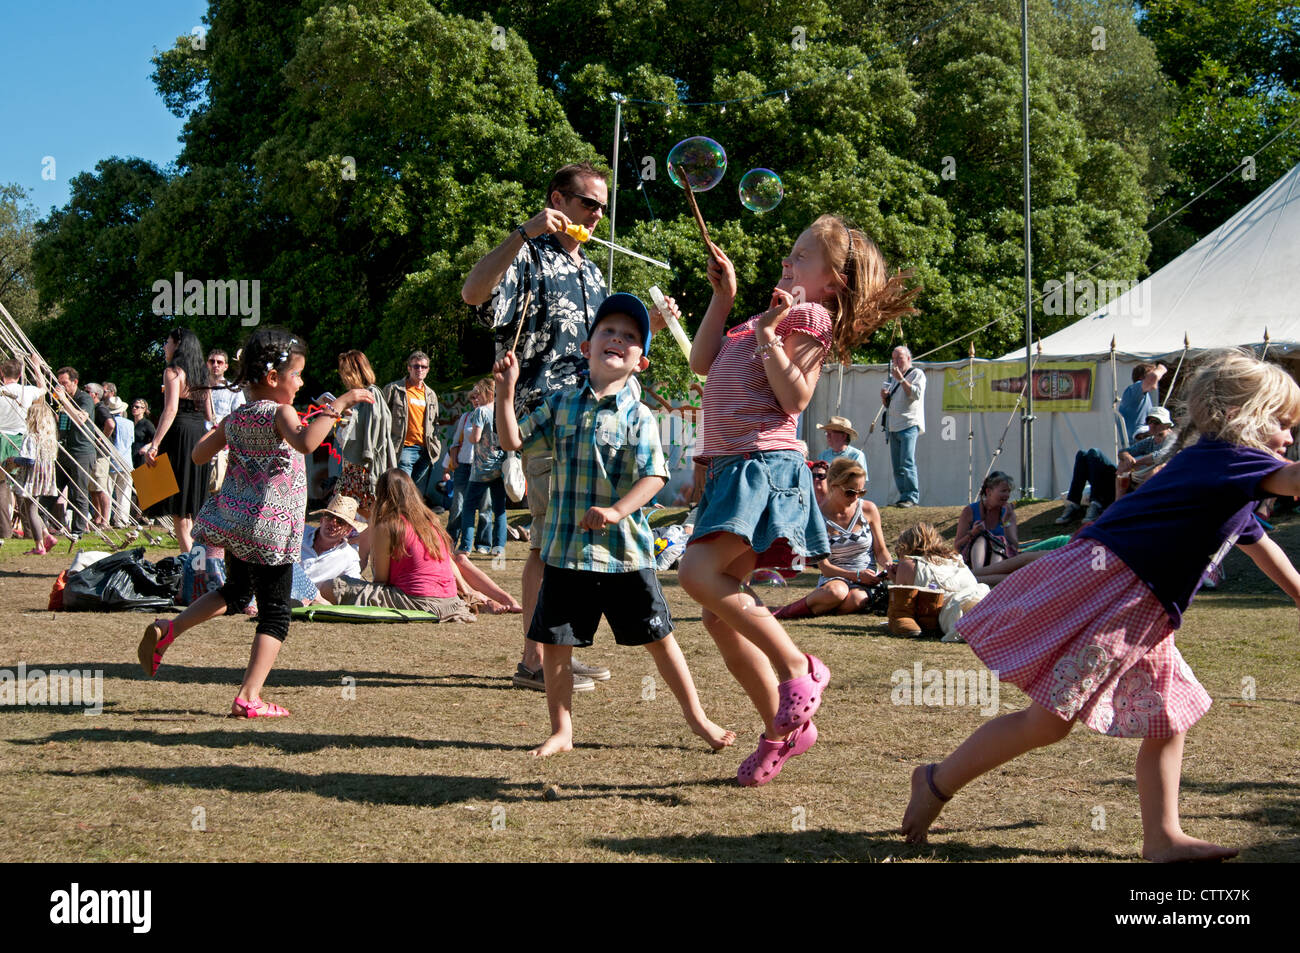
[
  {"xmin": 667, "ymin": 136, "xmax": 728, "ymax": 192},
  {"xmin": 739, "ymin": 168, "xmax": 784, "ymax": 213}
]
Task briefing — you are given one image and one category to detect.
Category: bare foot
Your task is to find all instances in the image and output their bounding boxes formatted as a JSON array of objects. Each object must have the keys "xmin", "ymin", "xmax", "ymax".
[
  {"xmin": 689, "ymin": 717, "xmax": 737, "ymax": 751},
  {"xmin": 529, "ymin": 732, "xmax": 573, "ymax": 758},
  {"xmin": 901, "ymin": 764, "xmax": 949, "ymax": 844},
  {"xmin": 1143, "ymin": 832, "xmax": 1239, "ymax": 863}
]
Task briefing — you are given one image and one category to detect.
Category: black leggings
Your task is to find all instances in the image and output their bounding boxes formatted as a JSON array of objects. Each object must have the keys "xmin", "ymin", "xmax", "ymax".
[{"xmin": 218, "ymin": 554, "xmax": 293, "ymax": 641}]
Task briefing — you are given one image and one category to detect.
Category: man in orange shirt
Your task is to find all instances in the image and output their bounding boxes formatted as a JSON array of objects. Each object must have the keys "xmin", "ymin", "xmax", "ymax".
[{"xmin": 383, "ymin": 351, "xmax": 441, "ymax": 497}]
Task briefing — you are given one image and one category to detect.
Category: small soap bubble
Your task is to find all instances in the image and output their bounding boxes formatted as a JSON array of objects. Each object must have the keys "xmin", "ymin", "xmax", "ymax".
[
  {"xmin": 739, "ymin": 169, "xmax": 784, "ymax": 212},
  {"xmin": 667, "ymin": 136, "xmax": 728, "ymax": 192},
  {"xmin": 746, "ymin": 569, "xmax": 788, "ymax": 588}
]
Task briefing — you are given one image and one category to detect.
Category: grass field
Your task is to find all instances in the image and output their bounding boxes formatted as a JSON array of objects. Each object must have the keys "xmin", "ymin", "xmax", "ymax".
[{"xmin": 1, "ymin": 501, "xmax": 1296, "ymax": 862}]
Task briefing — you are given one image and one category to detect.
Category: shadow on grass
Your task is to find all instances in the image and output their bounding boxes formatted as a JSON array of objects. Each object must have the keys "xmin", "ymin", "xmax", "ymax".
[
  {"xmin": 18, "ymin": 727, "xmax": 537, "ymax": 754},
  {"xmin": 47, "ymin": 765, "xmax": 700, "ymax": 807},
  {"xmin": 591, "ymin": 825, "xmax": 1124, "ymax": 862},
  {"xmin": 11, "ymin": 661, "xmax": 517, "ymax": 691}
]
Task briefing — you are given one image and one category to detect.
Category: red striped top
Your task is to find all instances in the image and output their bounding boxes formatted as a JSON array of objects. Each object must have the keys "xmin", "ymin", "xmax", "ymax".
[{"xmin": 696, "ymin": 303, "xmax": 833, "ymax": 458}]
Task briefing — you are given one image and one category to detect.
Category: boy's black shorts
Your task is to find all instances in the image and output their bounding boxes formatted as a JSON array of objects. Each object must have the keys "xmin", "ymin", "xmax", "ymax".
[{"xmin": 528, "ymin": 565, "xmax": 674, "ymax": 648}]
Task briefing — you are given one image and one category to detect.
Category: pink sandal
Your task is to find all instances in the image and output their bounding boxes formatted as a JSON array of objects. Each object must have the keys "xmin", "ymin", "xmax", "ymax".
[
  {"xmin": 772, "ymin": 654, "xmax": 830, "ymax": 736},
  {"xmin": 737, "ymin": 721, "xmax": 818, "ymax": 786},
  {"xmin": 137, "ymin": 619, "xmax": 177, "ymax": 677},
  {"xmin": 230, "ymin": 697, "xmax": 290, "ymax": 718}
]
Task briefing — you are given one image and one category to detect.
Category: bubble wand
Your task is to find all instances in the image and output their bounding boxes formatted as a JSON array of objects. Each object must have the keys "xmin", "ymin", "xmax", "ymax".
[{"xmin": 565, "ymin": 224, "xmax": 671, "ymax": 270}]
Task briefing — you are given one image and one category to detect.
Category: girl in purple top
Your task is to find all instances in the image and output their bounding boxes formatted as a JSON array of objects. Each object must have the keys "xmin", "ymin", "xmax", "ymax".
[{"xmin": 903, "ymin": 350, "xmax": 1300, "ymax": 861}]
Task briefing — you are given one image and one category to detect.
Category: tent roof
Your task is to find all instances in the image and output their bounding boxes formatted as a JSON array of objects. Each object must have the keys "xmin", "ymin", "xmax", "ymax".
[{"xmin": 1014, "ymin": 162, "xmax": 1300, "ymax": 360}]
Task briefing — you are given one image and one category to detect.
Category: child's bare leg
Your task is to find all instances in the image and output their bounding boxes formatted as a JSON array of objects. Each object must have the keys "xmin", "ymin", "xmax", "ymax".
[
  {"xmin": 138, "ymin": 588, "xmax": 229, "ymax": 673},
  {"xmin": 644, "ymin": 635, "xmax": 736, "ymax": 750},
  {"xmin": 678, "ymin": 535, "xmax": 808, "ymax": 681},
  {"xmin": 1137, "ymin": 732, "xmax": 1237, "ymax": 862},
  {"xmin": 237, "ymin": 632, "xmax": 284, "ymax": 703},
  {"xmin": 531, "ymin": 643, "xmax": 574, "ymax": 757},
  {"xmin": 702, "ymin": 608, "xmax": 783, "ymax": 735},
  {"xmin": 903, "ymin": 701, "xmax": 1074, "ymax": 843}
]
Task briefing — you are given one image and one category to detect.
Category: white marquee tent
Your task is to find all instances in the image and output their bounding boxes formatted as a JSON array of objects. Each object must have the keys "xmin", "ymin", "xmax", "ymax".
[{"xmin": 806, "ymin": 162, "xmax": 1300, "ymax": 506}]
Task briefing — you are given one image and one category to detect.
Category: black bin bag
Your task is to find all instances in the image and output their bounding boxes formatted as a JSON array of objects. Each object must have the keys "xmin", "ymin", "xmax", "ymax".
[{"xmin": 62, "ymin": 548, "xmax": 180, "ymax": 612}]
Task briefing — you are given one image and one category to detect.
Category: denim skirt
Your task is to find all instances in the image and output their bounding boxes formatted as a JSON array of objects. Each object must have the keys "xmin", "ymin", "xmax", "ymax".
[{"xmin": 689, "ymin": 450, "xmax": 830, "ymax": 572}]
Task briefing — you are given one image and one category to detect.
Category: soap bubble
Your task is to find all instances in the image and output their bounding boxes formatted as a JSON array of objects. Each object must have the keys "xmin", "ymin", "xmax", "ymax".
[
  {"xmin": 739, "ymin": 168, "xmax": 784, "ymax": 212},
  {"xmin": 745, "ymin": 568, "xmax": 789, "ymax": 588},
  {"xmin": 667, "ymin": 136, "xmax": 728, "ymax": 192}
]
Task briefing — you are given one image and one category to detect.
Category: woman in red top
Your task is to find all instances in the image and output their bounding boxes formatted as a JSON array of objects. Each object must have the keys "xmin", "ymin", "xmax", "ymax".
[
  {"xmin": 323, "ymin": 469, "xmax": 480, "ymax": 621},
  {"xmin": 678, "ymin": 216, "xmax": 918, "ymax": 786}
]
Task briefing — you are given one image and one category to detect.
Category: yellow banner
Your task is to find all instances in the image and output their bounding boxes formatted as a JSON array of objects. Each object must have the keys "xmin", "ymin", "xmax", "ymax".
[{"xmin": 943, "ymin": 361, "xmax": 1096, "ymax": 412}]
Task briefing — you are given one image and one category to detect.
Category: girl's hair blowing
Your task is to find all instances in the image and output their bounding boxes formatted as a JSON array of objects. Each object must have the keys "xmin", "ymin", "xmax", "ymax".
[
  {"xmin": 1181, "ymin": 349, "xmax": 1300, "ymax": 453},
  {"xmin": 808, "ymin": 214, "xmax": 920, "ymax": 363}
]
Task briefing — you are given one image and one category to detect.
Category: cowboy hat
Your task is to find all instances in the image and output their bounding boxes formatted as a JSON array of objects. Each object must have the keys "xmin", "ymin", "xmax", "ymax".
[
  {"xmin": 816, "ymin": 415, "xmax": 858, "ymax": 441},
  {"xmin": 310, "ymin": 494, "xmax": 365, "ymax": 532}
]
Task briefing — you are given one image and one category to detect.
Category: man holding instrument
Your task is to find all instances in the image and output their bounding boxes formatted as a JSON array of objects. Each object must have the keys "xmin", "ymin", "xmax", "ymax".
[
  {"xmin": 463, "ymin": 162, "xmax": 616, "ymax": 692},
  {"xmin": 464, "ymin": 162, "xmax": 679, "ymax": 692}
]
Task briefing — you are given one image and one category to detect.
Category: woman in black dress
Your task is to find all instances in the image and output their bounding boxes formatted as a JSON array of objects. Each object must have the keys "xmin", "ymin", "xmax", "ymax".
[{"xmin": 143, "ymin": 328, "xmax": 212, "ymax": 552}]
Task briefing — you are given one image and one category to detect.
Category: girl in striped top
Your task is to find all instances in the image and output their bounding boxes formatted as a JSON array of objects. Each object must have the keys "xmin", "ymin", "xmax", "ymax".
[{"xmin": 678, "ymin": 216, "xmax": 918, "ymax": 786}]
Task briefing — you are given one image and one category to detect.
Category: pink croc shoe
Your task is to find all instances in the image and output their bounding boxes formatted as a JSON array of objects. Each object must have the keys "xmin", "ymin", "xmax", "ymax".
[
  {"xmin": 737, "ymin": 721, "xmax": 818, "ymax": 787},
  {"xmin": 773, "ymin": 654, "xmax": 830, "ymax": 736},
  {"xmin": 230, "ymin": 697, "xmax": 290, "ymax": 718}
]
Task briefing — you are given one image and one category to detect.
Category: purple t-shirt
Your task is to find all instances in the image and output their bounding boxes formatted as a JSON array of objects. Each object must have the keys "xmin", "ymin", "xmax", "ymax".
[{"xmin": 1080, "ymin": 439, "xmax": 1287, "ymax": 627}]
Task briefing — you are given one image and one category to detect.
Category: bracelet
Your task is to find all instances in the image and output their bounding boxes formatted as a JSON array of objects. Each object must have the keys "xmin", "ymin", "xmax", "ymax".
[
  {"xmin": 516, "ymin": 224, "xmax": 530, "ymax": 241},
  {"xmin": 754, "ymin": 335, "xmax": 783, "ymax": 359}
]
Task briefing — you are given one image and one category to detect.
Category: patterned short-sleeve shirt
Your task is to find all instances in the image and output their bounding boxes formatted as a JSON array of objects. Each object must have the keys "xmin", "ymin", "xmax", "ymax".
[
  {"xmin": 476, "ymin": 234, "xmax": 608, "ymax": 417},
  {"xmin": 518, "ymin": 377, "xmax": 668, "ymax": 572}
]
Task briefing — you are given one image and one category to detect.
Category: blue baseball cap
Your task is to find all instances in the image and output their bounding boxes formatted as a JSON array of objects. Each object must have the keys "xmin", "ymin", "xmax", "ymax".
[{"xmin": 590, "ymin": 293, "xmax": 652, "ymax": 353}]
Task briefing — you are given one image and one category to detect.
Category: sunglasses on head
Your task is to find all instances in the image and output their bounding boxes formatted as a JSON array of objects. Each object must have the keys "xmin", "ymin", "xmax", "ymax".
[{"xmin": 563, "ymin": 191, "xmax": 607, "ymax": 214}]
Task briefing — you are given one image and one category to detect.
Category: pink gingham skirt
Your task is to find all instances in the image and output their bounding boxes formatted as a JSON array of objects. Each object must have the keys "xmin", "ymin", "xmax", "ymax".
[{"xmin": 955, "ymin": 539, "xmax": 1212, "ymax": 738}]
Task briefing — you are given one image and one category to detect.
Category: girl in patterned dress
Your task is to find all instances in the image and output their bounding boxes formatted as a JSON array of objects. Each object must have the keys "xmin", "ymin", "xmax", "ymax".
[
  {"xmin": 677, "ymin": 217, "xmax": 917, "ymax": 786},
  {"xmin": 136, "ymin": 328, "xmax": 374, "ymax": 717},
  {"xmin": 902, "ymin": 350, "xmax": 1300, "ymax": 861}
]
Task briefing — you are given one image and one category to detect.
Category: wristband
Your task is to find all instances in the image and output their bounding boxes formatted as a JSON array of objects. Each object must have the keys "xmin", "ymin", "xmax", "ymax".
[{"xmin": 516, "ymin": 224, "xmax": 530, "ymax": 241}]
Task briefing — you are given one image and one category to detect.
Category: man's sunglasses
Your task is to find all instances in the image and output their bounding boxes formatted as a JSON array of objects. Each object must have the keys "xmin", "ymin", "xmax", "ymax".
[{"xmin": 563, "ymin": 191, "xmax": 607, "ymax": 214}]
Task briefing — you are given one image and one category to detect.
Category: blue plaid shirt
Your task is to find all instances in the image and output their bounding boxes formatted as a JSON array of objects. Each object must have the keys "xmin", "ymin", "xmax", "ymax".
[{"xmin": 519, "ymin": 376, "xmax": 667, "ymax": 572}]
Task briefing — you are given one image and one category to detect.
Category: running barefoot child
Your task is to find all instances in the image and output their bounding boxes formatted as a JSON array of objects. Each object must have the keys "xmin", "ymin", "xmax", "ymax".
[
  {"xmin": 677, "ymin": 217, "xmax": 918, "ymax": 786},
  {"xmin": 136, "ymin": 328, "xmax": 374, "ymax": 717},
  {"xmin": 903, "ymin": 349, "xmax": 1300, "ymax": 861},
  {"xmin": 495, "ymin": 293, "xmax": 736, "ymax": 757}
]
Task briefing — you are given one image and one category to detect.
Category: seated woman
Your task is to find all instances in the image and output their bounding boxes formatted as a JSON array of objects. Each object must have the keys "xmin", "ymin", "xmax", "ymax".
[
  {"xmin": 317, "ymin": 469, "xmax": 481, "ymax": 621},
  {"xmin": 889, "ymin": 522, "xmax": 989, "ymax": 642},
  {"xmin": 774, "ymin": 457, "xmax": 890, "ymax": 619},
  {"xmin": 955, "ymin": 471, "xmax": 1019, "ymax": 570}
]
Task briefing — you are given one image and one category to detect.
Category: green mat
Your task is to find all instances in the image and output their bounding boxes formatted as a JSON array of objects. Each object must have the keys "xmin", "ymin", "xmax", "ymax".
[{"xmin": 291, "ymin": 604, "xmax": 442, "ymax": 623}]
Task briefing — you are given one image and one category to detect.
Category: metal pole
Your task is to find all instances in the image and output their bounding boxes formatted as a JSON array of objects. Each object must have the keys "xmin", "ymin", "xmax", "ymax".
[
  {"xmin": 1018, "ymin": 0, "xmax": 1035, "ymax": 498},
  {"xmin": 607, "ymin": 93, "xmax": 623, "ymax": 289}
]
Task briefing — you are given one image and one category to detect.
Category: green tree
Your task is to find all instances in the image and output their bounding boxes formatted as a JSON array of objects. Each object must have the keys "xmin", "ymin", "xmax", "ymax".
[
  {"xmin": 1138, "ymin": 0, "xmax": 1300, "ymax": 268},
  {"xmin": 30, "ymin": 158, "xmax": 170, "ymax": 400},
  {"xmin": 0, "ymin": 183, "xmax": 40, "ymax": 331}
]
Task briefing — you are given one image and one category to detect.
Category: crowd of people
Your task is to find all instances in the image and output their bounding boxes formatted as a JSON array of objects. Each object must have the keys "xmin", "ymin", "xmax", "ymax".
[{"xmin": 5, "ymin": 158, "xmax": 1297, "ymax": 863}]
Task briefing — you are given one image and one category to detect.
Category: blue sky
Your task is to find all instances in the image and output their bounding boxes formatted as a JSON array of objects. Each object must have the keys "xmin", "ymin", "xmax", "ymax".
[{"xmin": 0, "ymin": 0, "xmax": 210, "ymax": 217}]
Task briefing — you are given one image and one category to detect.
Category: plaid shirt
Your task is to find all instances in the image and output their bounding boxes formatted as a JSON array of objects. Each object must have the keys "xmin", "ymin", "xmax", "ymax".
[{"xmin": 519, "ymin": 376, "xmax": 667, "ymax": 572}]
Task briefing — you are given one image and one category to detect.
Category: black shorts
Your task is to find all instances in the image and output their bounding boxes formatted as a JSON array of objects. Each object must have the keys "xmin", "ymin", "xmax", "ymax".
[{"xmin": 528, "ymin": 565, "xmax": 674, "ymax": 648}]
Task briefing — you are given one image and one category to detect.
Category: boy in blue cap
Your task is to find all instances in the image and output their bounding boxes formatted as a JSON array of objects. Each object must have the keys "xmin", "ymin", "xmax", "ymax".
[{"xmin": 495, "ymin": 293, "xmax": 735, "ymax": 757}]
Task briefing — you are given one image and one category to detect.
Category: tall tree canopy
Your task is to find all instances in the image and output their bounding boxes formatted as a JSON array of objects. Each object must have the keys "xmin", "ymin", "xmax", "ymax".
[{"xmin": 30, "ymin": 0, "xmax": 1281, "ymax": 399}]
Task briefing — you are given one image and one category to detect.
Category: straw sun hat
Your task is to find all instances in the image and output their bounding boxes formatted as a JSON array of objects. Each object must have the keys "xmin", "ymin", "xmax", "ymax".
[
  {"xmin": 310, "ymin": 494, "xmax": 365, "ymax": 532},
  {"xmin": 816, "ymin": 415, "xmax": 858, "ymax": 441}
]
